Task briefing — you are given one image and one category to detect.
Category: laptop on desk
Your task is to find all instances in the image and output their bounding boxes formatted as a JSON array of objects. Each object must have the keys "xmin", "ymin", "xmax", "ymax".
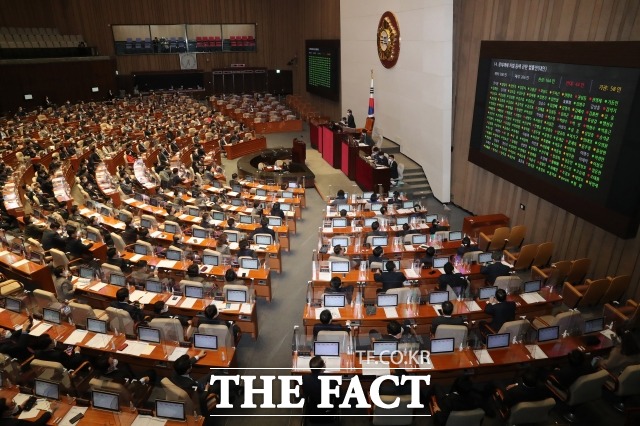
[
  {"xmin": 430, "ymin": 337, "xmax": 455, "ymax": 355},
  {"xmin": 92, "ymin": 390, "xmax": 120, "ymax": 412},
  {"xmin": 314, "ymin": 341, "xmax": 341, "ymax": 371},
  {"xmin": 537, "ymin": 326, "xmax": 559, "ymax": 343},
  {"xmin": 478, "ymin": 286, "xmax": 497, "ymax": 300}
]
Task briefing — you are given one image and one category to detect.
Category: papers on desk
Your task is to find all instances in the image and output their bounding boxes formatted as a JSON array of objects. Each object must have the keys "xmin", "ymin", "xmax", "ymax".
[
  {"xmin": 18, "ymin": 407, "xmax": 40, "ymax": 419},
  {"xmin": 64, "ymin": 329, "xmax": 88, "ymax": 345},
  {"xmin": 185, "ymin": 197, "xmax": 196, "ymax": 203},
  {"xmin": 13, "ymin": 393, "xmax": 31, "ymax": 407},
  {"xmin": 240, "ymin": 303, "xmax": 253, "ymax": 314},
  {"xmin": 79, "ymin": 208, "xmax": 91, "ymax": 215},
  {"xmin": 383, "ymin": 307, "xmax": 399, "ymax": 318},
  {"xmin": 0, "ymin": 250, "xmax": 9, "ymax": 256},
  {"xmin": 112, "ymin": 222, "xmax": 126, "ymax": 230},
  {"xmin": 526, "ymin": 345, "xmax": 548, "ymax": 360},
  {"xmin": 138, "ymin": 292, "xmax": 157, "ymax": 305},
  {"xmin": 403, "ymin": 268, "xmax": 419, "ymax": 279},
  {"xmin": 129, "ymin": 290, "xmax": 147, "ymax": 302},
  {"xmin": 165, "ymin": 295, "xmax": 182, "ymax": 306},
  {"xmin": 167, "ymin": 347, "xmax": 189, "ymax": 362},
  {"xmin": 124, "ymin": 198, "xmax": 136, "ymax": 204},
  {"xmin": 254, "ymin": 196, "xmax": 267, "ymax": 201},
  {"xmin": 294, "ymin": 356, "xmax": 311, "ymax": 371},
  {"xmin": 361, "ymin": 360, "xmax": 390, "ymax": 376},
  {"xmin": 85, "ymin": 333, "xmax": 112, "ymax": 349},
  {"xmin": 520, "ymin": 293, "xmax": 546, "ymax": 304},
  {"xmin": 601, "ymin": 329, "xmax": 617, "ymax": 340},
  {"xmin": 473, "ymin": 349, "xmax": 494, "ymax": 364},
  {"xmin": 432, "ymin": 304, "xmax": 442, "ymax": 316},
  {"xmin": 465, "ymin": 300, "xmax": 482, "ymax": 312},
  {"xmin": 316, "ymin": 307, "xmax": 340, "ymax": 320},
  {"xmin": 29, "ymin": 322, "xmax": 52, "ymax": 336},
  {"xmin": 90, "ymin": 282, "xmax": 108, "ymax": 292},
  {"xmin": 181, "ymin": 297, "xmax": 198, "ymax": 309},
  {"xmin": 59, "ymin": 406, "xmax": 89, "ymax": 426},
  {"xmin": 74, "ymin": 278, "xmax": 91, "ymax": 288},
  {"xmin": 324, "ymin": 357, "xmax": 342, "ymax": 371},
  {"xmin": 318, "ymin": 272, "xmax": 331, "ymax": 282},
  {"xmin": 226, "ymin": 303, "xmax": 241, "ymax": 312},
  {"xmin": 13, "ymin": 259, "xmax": 30, "ymax": 268},
  {"xmin": 132, "ymin": 415, "xmax": 168, "ymax": 426},
  {"xmin": 150, "ymin": 230, "xmax": 163, "ymax": 238},
  {"xmin": 437, "ymin": 266, "xmax": 460, "ymax": 274},
  {"xmin": 156, "ymin": 259, "xmax": 177, "ymax": 269},
  {"xmin": 129, "ymin": 254, "xmax": 144, "ymax": 263},
  {"xmin": 118, "ymin": 340, "xmax": 155, "ymax": 356},
  {"xmin": 229, "ymin": 242, "xmax": 239, "ymax": 250},
  {"xmin": 237, "ymin": 268, "xmax": 250, "ymax": 277},
  {"xmin": 403, "ymin": 244, "xmax": 416, "ymax": 252}
]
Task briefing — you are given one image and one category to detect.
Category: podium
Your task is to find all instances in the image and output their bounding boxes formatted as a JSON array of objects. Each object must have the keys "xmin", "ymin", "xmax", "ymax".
[{"xmin": 292, "ymin": 138, "xmax": 306, "ymax": 164}]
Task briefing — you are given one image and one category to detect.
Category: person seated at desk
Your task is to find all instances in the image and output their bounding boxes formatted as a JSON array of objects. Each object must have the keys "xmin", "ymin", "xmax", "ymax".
[
  {"xmin": 330, "ymin": 189, "xmax": 347, "ymax": 206},
  {"xmin": 94, "ymin": 353, "xmax": 155, "ymax": 384},
  {"xmin": 399, "ymin": 223, "xmax": 421, "ymax": 238},
  {"xmin": 170, "ymin": 353, "xmax": 220, "ymax": 414},
  {"xmin": 32, "ymin": 334, "xmax": 85, "ymax": 370},
  {"xmin": 170, "ymin": 167, "xmax": 185, "ymax": 187},
  {"xmin": 313, "ymin": 309, "xmax": 349, "ymax": 339},
  {"xmin": 0, "ymin": 397, "xmax": 53, "ymax": 426},
  {"xmin": 438, "ymin": 262, "xmax": 468, "ymax": 297},
  {"xmin": 270, "ymin": 202, "xmax": 285, "ymax": 219},
  {"xmin": 238, "ymin": 238, "xmax": 256, "ymax": 258},
  {"xmin": 147, "ymin": 300, "xmax": 191, "ymax": 328},
  {"xmin": 480, "ymin": 251, "xmax": 512, "ymax": 284},
  {"xmin": 23, "ymin": 215, "xmax": 45, "ymax": 240},
  {"xmin": 339, "ymin": 209, "xmax": 348, "ymax": 218},
  {"xmin": 596, "ymin": 328, "xmax": 640, "ymax": 374},
  {"xmin": 480, "ymin": 289, "xmax": 516, "ymax": 335},
  {"xmin": 548, "ymin": 349, "xmax": 597, "ymax": 390},
  {"xmin": 0, "ymin": 318, "xmax": 34, "ymax": 362},
  {"xmin": 225, "ymin": 217, "xmax": 237, "ymax": 231},
  {"xmin": 366, "ymin": 221, "xmax": 386, "ymax": 238},
  {"xmin": 64, "ymin": 227, "xmax": 93, "ymax": 260},
  {"xmin": 376, "ymin": 206, "xmax": 388, "ymax": 217},
  {"xmin": 195, "ymin": 303, "xmax": 241, "ymax": 344},
  {"xmin": 374, "ymin": 261, "xmax": 407, "ymax": 292},
  {"xmin": 250, "ymin": 217, "xmax": 276, "ymax": 241},
  {"xmin": 419, "ymin": 246, "xmax": 436, "ymax": 268},
  {"xmin": 53, "ymin": 265, "xmax": 76, "ymax": 303},
  {"xmin": 228, "ymin": 173, "xmax": 239, "ymax": 188},
  {"xmin": 122, "ymin": 219, "xmax": 139, "ymax": 245},
  {"xmin": 41, "ymin": 220, "xmax": 67, "ymax": 251},
  {"xmin": 431, "ymin": 301, "xmax": 465, "ymax": 335},
  {"xmin": 110, "ymin": 287, "xmax": 144, "ymax": 323},
  {"xmin": 129, "ymin": 260, "xmax": 150, "ymax": 285},
  {"xmin": 431, "ymin": 376, "xmax": 486, "ymax": 426},
  {"xmin": 169, "ymin": 139, "xmax": 180, "ymax": 154},
  {"xmin": 216, "ymin": 234, "xmax": 231, "ymax": 256},
  {"xmin": 324, "ymin": 277, "xmax": 354, "ymax": 304},
  {"xmin": 374, "ymin": 320, "xmax": 419, "ymax": 347},
  {"xmin": 494, "ymin": 366, "xmax": 550, "ymax": 411},
  {"xmin": 368, "ymin": 246, "xmax": 386, "ymax": 266},
  {"xmin": 106, "ymin": 246, "xmax": 131, "ymax": 273},
  {"xmin": 359, "ymin": 129, "xmax": 372, "ymax": 146},
  {"xmin": 429, "ymin": 218, "xmax": 443, "ymax": 235},
  {"xmin": 302, "ymin": 356, "xmax": 341, "ymax": 418},
  {"xmin": 457, "ymin": 236, "xmax": 479, "ymax": 257},
  {"xmin": 186, "ymin": 263, "xmax": 204, "ymax": 283},
  {"xmin": 331, "ymin": 245, "xmax": 358, "ymax": 270}
]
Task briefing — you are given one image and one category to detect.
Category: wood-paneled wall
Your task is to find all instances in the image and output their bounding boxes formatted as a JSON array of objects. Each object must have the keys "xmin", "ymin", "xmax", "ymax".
[{"xmin": 452, "ymin": 0, "xmax": 640, "ymax": 299}]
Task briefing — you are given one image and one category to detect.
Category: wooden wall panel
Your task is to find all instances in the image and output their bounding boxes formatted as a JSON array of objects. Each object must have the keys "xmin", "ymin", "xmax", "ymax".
[{"xmin": 452, "ymin": 0, "xmax": 640, "ymax": 300}]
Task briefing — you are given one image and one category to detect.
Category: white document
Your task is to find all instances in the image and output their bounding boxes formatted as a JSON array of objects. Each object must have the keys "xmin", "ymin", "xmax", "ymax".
[
  {"xmin": 361, "ymin": 360, "xmax": 390, "ymax": 376},
  {"xmin": 432, "ymin": 304, "xmax": 443, "ymax": 316},
  {"xmin": 129, "ymin": 290, "xmax": 147, "ymax": 302},
  {"xmin": 0, "ymin": 250, "xmax": 10, "ymax": 256},
  {"xmin": 383, "ymin": 307, "xmax": 399, "ymax": 318},
  {"xmin": 474, "ymin": 349, "xmax": 495, "ymax": 364},
  {"xmin": 13, "ymin": 393, "xmax": 31, "ymax": 406},
  {"xmin": 29, "ymin": 323, "xmax": 52, "ymax": 336},
  {"xmin": 90, "ymin": 282, "xmax": 108, "ymax": 291},
  {"xmin": 129, "ymin": 254, "xmax": 144, "ymax": 262},
  {"xmin": 124, "ymin": 198, "xmax": 136, "ymax": 203},
  {"xmin": 465, "ymin": 301, "xmax": 482, "ymax": 312},
  {"xmin": 229, "ymin": 242, "xmax": 239, "ymax": 250},
  {"xmin": 156, "ymin": 259, "xmax": 177, "ymax": 269},
  {"xmin": 323, "ymin": 357, "xmax": 342, "ymax": 371},
  {"xmin": 520, "ymin": 293, "xmax": 546, "ymax": 304},
  {"xmin": 167, "ymin": 347, "xmax": 189, "ymax": 362},
  {"xmin": 64, "ymin": 329, "xmax": 88, "ymax": 345},
  {"xmin": 85, "ymin": 333, "xmax": 112, "ymax": 349},
  {"xmin": 403, "ymin": 268, "xmax": 419, "ymax": 278},
  {"xmin": 317, "ymin": 272, "xmax": 331, "ymax": 282},
  {"xmin": 131, "ymin": 415, "xmax": 168, "ymax": 426},
  {"xmin": 526, "ymin": 345, "xmax": 548, "ymax": 359},
  {"xmin": 59, "ymin": 407, "xmax": 89, "ymax": 426},
  {"xmin": 180, "ymin": 297, "xmax": 197, "ymax": 309},
  {"xmin": 18, "ymin": 407, "xmax": 40, "ymax": 419},
  {"xmin": 165, "ymin": 295, "xmax": 182, "ymax": 306},
  {"xmin": 403, "ymin": 244, "xmax": 416, "ymax": 252},
  {"xmin": 240, "ymin": 303, "xmax": 253, "ymax": 314},
  {"xmin": 75, "ymin": 277, "xmax": 91, "ymax": 288},
  {"xmin": 13, "ymin": 259, "xmax": 29, "ymax": 268},
  {"xmin": 138, "ymin": 292, "xmax": 157, "ymax": 305},
  {"xmin": 294, "ymin": 356, "xmax": 312, "ymax": 371}
]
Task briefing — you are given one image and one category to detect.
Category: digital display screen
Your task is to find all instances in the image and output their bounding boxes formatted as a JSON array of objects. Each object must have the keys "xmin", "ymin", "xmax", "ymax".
[
  {"xmin": 430, "ymin": 338, "xmax": 455, "ymax": 354},
  {"xmin": 193, "ymin": 334, "xmax": 218, "ymax": 350},
  {"xmin": 314, "ymin": 341, "xmax": 340, "ymax": 357},
  {"xmin": 306, "ymin": 40, "xmax": 340, "ymax": 101},
  {"xmin": 227, "ymin": 289, "xmax": 247, "ymax": 303},
  {"xmin": 87, "ymin": 318, "xmax": 108, "ymax": 334},
  {"xmin": 377, "ymin": 294, "xmax": 398, "ymax": 307},
  {"xmin": 323, "ymin": 294, "xmax": 346, "ymax": 308},
  {"xmin": 373, "ymin": 341, "xmax": 398, "ymax": 356},
  {"xmin": 185, "ymin": 285, "xmax": 203, "ymax": 299}
]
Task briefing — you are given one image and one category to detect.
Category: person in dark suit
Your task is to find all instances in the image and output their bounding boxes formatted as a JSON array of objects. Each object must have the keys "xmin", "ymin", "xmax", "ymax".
[
  {"xmin": 374, "ymin": 261, "xmax": 407, "ymax": 292},
  {"xmin": 196, "ymin": 303, "xmax": 241, "ymax": 344},
  {"xmin": 367, "ymin": 246, "xmax": 386, "ymax": 266},
  {"xmin": 32, "ymin": 334, "xmax": 85, "ymax": 370},
  {"xmin": 237, "ymin": 238, "xmax": 256, "ymax": 258},
  {"xmin": 105, "ymin": 247, "xmax": 131, "ymax": 273},
  {"xmin": 482, "ymin": 289, "xmax": 516, "ymax": 333},
  {"xmin": 313, "ymin": 309, "xmax": 348, "ymax": 339},
  {"xmin": 378, "ymin": 369, "xmax": 413, "ymax": 396},
  {"xmin": 431, "ymin": 301, "xmax": 466, "ymax": 334},
  {"xmin": 330, "ymin": 189, "xmax": 347, "ymax": 206},
  {"xmin": 64, "ymin": 228, "xmax": 93, "ymax": 259},
  {"xmin": 346, "ymin": 109, "xmax": 356, "ymax": 128},
  {"xmin": 437, "ymin": 262, "xmax": 468, "ymax": 297},
  {"xmin": 431, "ymin": 376, "xmax": 485, "ymax": 426},
  {"xmin": 302, "ymin": 356, "xmax": 339, "ymax": 418},
  {"xmin": 548, "ymin": 349, "xmax": 597, "ymax": 389},
  {"xmin": 496, "ymin": 367, "xmax": 550, "ymax": 409},
  {"xmin": 94, "ymin": 354, "xmax": 155, "ymax": 384},
  {"xmin": 324, "ymin": 276, "xmax": 354, "ymax": 304},
  {"xmin": 250, "ymin": 217, "xmax": 276, "ymax": 240},
  {"xmin": 366, "ymin": 221, "xmax": 387, "ymax": 238},
  {"xmin": 388, "ymin": 154, "xmax": 399, "ymax": 180},
  {"xmin": 121, "ymin": 219, "xmax": 139, "ymax": 245},
  {"xmin": 170, "ymin": 353, "xmax": 219, "ymax": 413},
  {"xmin": 419, "ymin": 246, "xmax": 436, "ymax": 268},
  {"xmin": 456, "ymin": 236, "xmax": 479, "ymax": 257},
  {"xmin": 0, "ymin": 397, "xmax": 53, "ymax": 426},
  {"xmin": 41, "ymin": 221, "xmax": 67, "ymax": 251},
  {"xmin": 270, "ymin": 202, "xmax": 285, "ymax": 219},
  {"xmin": 429, "ymin": 218, "xmax": 443, "ymax": 235},
  {"xmin": 109, "ymin": 287, "xmax": 144, "ymax": 322},
  {"xmin": 480, "ymin": 251, "xmax": 512, "ymax": 284}
]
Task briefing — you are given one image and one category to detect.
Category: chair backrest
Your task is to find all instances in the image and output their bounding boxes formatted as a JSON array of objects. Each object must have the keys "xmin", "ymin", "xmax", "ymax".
[
  {"xmin": 542, "ymin": 260, "xmax": 572, "ymax": 287},
  {"xmin": 86, "ymin": 226, "xmax": 103, "ymax": 243},
  {"xmin": 566, "ymin": 258, "xmax": 591, "ymax": 284},
  {"xmin": 161, "ymin": 377, "xmax": 197, "ymax": 415},
  {"xmin": 30, "ymin": 359, "xmax": 72, "ymax": 389},
  {"xmin": 485, "ymin": 226, "xmax": 510, "ymax": 251},
  {"xmin": 511, "ymin": 244, "xmax": 538, "ymax": 270},
  {"xmin": 445, "ymin": 407, "xmax": 485, "ymax": 426},
  {"xmin": 105, "ymin": 307, "xmax": 135, "ymax": 336},
  {"xmin": 554, "ymin": 310, "xmax": 584, "ymax": 336},
  {"xmin": 140, "ymin": 214, "xmax": 157, "ymax": 229},
  {"xmin": 69, "ymin": 301, "xmax": 99, "ymax": 328},
  {"xmin": 179, "ymin": 279, "xmax": 203, "ymax": 294},
  {"xmin": 434, "ymin": 325, "xmax": 468, "ymax": 348},
  {"xmin": 118, "ymin": 210, "xmax": 133, "ymax": 222},
  {"xmin": 494, "ymin": 276, "xmax": 522, "ymax": 294},
  {"xmin": 163, "ymin": 220, "xmax": 181, "ymax": 234},
  {"xmin": 33, "ymin": 289, "xmax": 59, "ymax": 311},
  {"xmin": 462, "ymin": 250, "xmax": 483, "ymax": 263},
  {"xmin": 110, "ymin": 233, "xmax": 126, "ymax": 254},
  {"xmin": 149, "ymin": 318, "xmax": 186, "ymax": 343},
  {"xmin": 371, "ymin": 394, "xmax": 413, "ymax": 425},
  {"xmin": 198, "ymin": 324, "xmax": 233, "ymax": 348},
  {"xmin": 385, "ymin": 287, "xmax": 412, "ymax": 305},
  {"xmin": 497, "ymin": 319, "xmax": 530, "ymax": 342},
  {"xmin": 50, "ymin": 248, "xmax": 69, "ymax": 268},
  {"xmin": 566, "ymin": 369, "xmax": 608, "ymax": 405},
  {"xmin": 370, "ymin": 261, "xmax": 383, "ymax": 270},
  {"xmin": 531, "ymin": 242, "xmax": 554, "ymax": 268},
  {"xmin": 316, "ymin": 330, "xmax": 349, "ymax": 353},
  {"xmin": 0, "ymin": 279, "xmax": 23, "ymax": 296},
  {"xmin": 615, "ymin": 364, "xmax": 640, "ymax": 397},
  {"xmin": 602, "ymin": 275, "xmax": 631, "ymax": 304},
  {"xmin": 578, "ymin": 278, "xmax": 609, "ymax": 307},
  {"xmin": 504, "ymin": 225, "xmax": 526, "ymax": 251},
  {"xmin": 101, "ymin": 263, "xmax": 123, "ymax": 275},
  {"xmin": 506, "ymin": 398, "xmax": 555, "ymax": 426}
]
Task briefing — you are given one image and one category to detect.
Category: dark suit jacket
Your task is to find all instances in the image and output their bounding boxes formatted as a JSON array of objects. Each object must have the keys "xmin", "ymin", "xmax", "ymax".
[
  {"xmin": 431, "ymin": 315, "xmax": 466, "ymax": 335},
  {"xmin": 65, "ymin": 237, "xmax": 92, "ymax": 258},
  {"xmin": 109, "ymin": 300, "xmax": 144, "ymax": 322},
  {"xmin": 438, "ymin": 273, "xmax": 467, "ymax": 293},
  {"xmin": 347, "ymin": 114, "xmax": 356, "ymax": 128},
  {"xmin": 484, "ymin": 300, "xmax": 517, "ymax": 332},
  {"xmin": 41, "ymin": 229, "xmax": 67, "ymax": 251},
  {"xmin": 4, "ymin": 411, "xmax": 52, "ymax": 426},
  {"xmin": 389, "ymin": 161, "xmax": 399, "ymax": 179},
  {"xmin": 480, "ymin": 262, "xmax": 512, "ymax": 284},
  {"xmin": 251, "ymin": 226, "xmax": 275, "ymax": 240},
  {"xmin": 374, "ymin": 271, "xmax": 407, "ymax": 292},
  {"xmin": 502, "ymin": 383, "xmax": 550, "ymax": 408}
]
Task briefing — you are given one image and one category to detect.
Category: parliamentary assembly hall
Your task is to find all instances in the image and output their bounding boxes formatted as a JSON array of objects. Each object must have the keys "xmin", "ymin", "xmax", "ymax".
[{"xmin": 0, "ymin": 1, "xmax": 640, "ymax": 425}]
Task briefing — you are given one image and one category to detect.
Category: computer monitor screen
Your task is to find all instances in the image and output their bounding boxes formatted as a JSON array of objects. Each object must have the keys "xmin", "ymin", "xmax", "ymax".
[
  {"xmin": 192, "ymin": 228, "xmax": 207, "ymax": 239},
  {"xmin": 314, "ymin": 341, "xmax": 340, "ymax": 357},
  {"xmin": 449, "ymin": 231, "xmax": 463, "ymax": 241},
  {"xmin": 86, "ymin": 200, "xmax": 96, "ymax": 209},
  {"xmin": 288, "ymin": 182, "xmax": 298, "ymax": 188},
  {"xmin": 29, "ymin": 250, "xmax": 44, "ymax": 264},
  {"xmin": 280, "ymin": 203, "xmax": 292, "ymax": 211},
  {"xmin": 373, "ymin": 341, "xmax": 398, "ymax": 356},
  {"xmin": 5, "ymin": 297, "xmax": 21, "ymax": 313},
  {"xmin": 377, "ymin": 294, "xmax": 398, "ymax": 307},
  {"xmin": 323, "ymin": 294, "xmax": 346, "ymax": 308},
  {"xmin": 193, "ymin": 333, "xmax": 218, "ymax": 350},
  {"xmin": 429, "ymin": 291, "xmax": 450, "ymax": 304},
  {"xmin": 478, "ymin": 286, "xmax": 497, "ymax": 300},
  {"xmin": 166, "ymin": 249, "xmax": 182, "ymax": 261},
  {"xmin": 336, "ymin": 204, "xmax": 351, "ymax": 213},
  {"xmin": 118, "ymin": 212, "xmax": 129, "ymax": 222},
  {"xmin": 364, "ymin": 218, "xmax": 378, "ymax": 227},
  {"xmin": 87, "ymin": 318, "xmax": 108, "ymax": 334},
  {"xmin": 372, "ymin": 237, "xmax": 388, "ymax": 247},
  {"xmin": 92, "ymin": 390, "xmax": 119, "ymax": 412},
  {"xmin": 227, "ymin": 289, "xmax": 247, "ymax": 303},
  {"xmin": 138, "ymin": 327, "xmax": 161, "ymax": 344},
  {"xmin": 331, "ymin": 237, "xmax": 349, "ymax": 247},
  {"xmin": 231, "ymin": 198, "xmax": 243, "ymax": 206},
  {"xmin": 202, "ymin": 254, "xmax": 219, "ymax": 266},
  {"xmin": 225, "ymin": 231, "xmax": 239, "ymax": 243},
  {"xmin": 43, "ymin": 308, "xmax": 61, "ymax": 324},
  {"xmin": 35, "ymin": 379, "xmax": 60, "ymax": 400},
  {"xmin": 430, "ymin": 338, "xmax": 455, "ymax": 354},
  {"xmin": 411, "ymin": 234, "xmax": 427, "ymax": 245},
  {"xmin": 79, "ymin": 266, "xmax": 94, "ymax": 279},
  {"xmin": 584, "ymin": 317, "xmax": 605, "ymax": 334},
  {"xmin": 134, "ymin": 244, "xmax": 148, "ymax": 255},
  {"xmin": 396, "ymin": 216, "xmax": 409, "ymax": 226},
  {"xmin": 384, "ymin": 260, "xmax": 400, "ymax": 271},
  {"xmin": 187, "ymin": 207, "xmax": 200, "ymax": 217},
  {"xmin": 164, "ymin": 223, "xmax": 178, "ymax": 234},
  {"xmin": 256, "ymin": 189, "xmax": 267, "ymax": 197},
  {"xmin": 537, "ymin": 326, "xmax": 560, "ymax": 343},
  {"xmin": 149, "ymin": 198, "xmax": 159, "ymax": 207},
  {"xmin": 232, "ymin": 184, "xmax": 242, "ymax": 193},
  {"xmin": 282, "ymin": 191, "xmax": 294, "ymax": 198},
  {"xmin": 332, "ymin": 218, "xmax": 348, "ymax": 228},
  {"xmin": 185, "ymin": 285, "xmax": 203, "ymax": 299},
  {"xmin": 487, "ymin": 333, "xmax": 511, "ymax": 349},
  {"xmin": 478, "ymin": 252, "xmax": 493, "ymax": 264},
  {"xmin": 330, "ymin": 261, "xmax": 350, "ymax": 273},
  {"xmin": 100, "ymin": 207, "xmax": 111, "ymax": 217},
  {"xmin": 140, "ymin": 218, "xmax": 152, "ymax": 229},
  {"xmin": 32, "ymin": 209, "xmax": 42, "ymax": 219},
  {"xmin": 155, "ymin": 400, "xmax": 186, "ymax": 421},
  {"xmin": 109, "ymin": 273, "xmax": 126, "ymax": 287},
  {"xmin": 426, "ymin": 214, "xmax": 439, "ymax": 223},
  {"xmin": 10, "ymin": 241, "xmax": 23, "ymax": 255},
  {"xmin": 239, "ymin": 215, "xmax": 253, "ymax": 224},
  {"xmin": 268, "ymin": 217, "xmax": 282, "ymax": 226},
  {"xmin": 146, "ymin": 279, "xmax": 163, "ymax": 293},
  {"xmin": 212, "ymin": 211, "xmax": 225, "ymax": 221},
  {"xmin": 86, "ymin": 231, "xmax": 99, "ymax": 242},
  {"xmin": 433, "ymin": 257, "xmax": 449, "ymax": 268},
  {"xmin": 255, "ymin": 235, "xmax": 272, "ymax": 245},
  {"xmin": 134, "ymin": 193, "xmax": 144, "ymax": 202},
  {"xmin": 523, "ymin": 280, "xmax": 542, "ymax": 293},
  {"xmin": 240, "ymin": 258, "xmax": 259, "ymax": 270}
]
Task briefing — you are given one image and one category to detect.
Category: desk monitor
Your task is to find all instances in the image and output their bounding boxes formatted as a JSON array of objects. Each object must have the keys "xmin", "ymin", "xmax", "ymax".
[
  {"xmin": 145, "ymin": 279, "xmax": 163, "ymax": 293},
  {"xmin": 232, "ymin": 184, "xmax": 242, "ymax": 193},
  {"xmin": 149, "ymin": 197, "xmax": 160, "ymax": 207},
  {"xmin": 134, "ymin": 193, "xmax": 144, "ymax": 202},
  {"xmin": 227, "ymin": 289, "xmax": 247, "ymax": 303},
  {"xmin": 478, "ymin": 286, "xmax": 497, "ymax": 300},
  {"xmin": 164, "ymin": 223, "xmax": 179, "ymax": 234},
  {"xmin": 202, "ymin": 254, "xmax": 219, "ymax": 267},
  {"xmin": 109, "ymin": 273, "xmax": 126, "ymax": 287},
  {"xmin": 411, "ymin": 234, "xmax": 427, "ymax": 245},
  {"xmin": 280, "ymin": 203, "xmax": 292, "ymax": 212},
  {"xmin": 140, "ymin": 218, "xmax": 152, "ymax": 229},
  {"xmin": 165, "ymin": 249, "xmax": 182, "ymax": 261},
  {"xmin": 185, "ymin": 285, "xmax": 204, "ymax": 299},
  {"xmin": 256, "ymin": 189, "xmax": 267, "ymax": 197},
  {"xmin": 32, "ymin": 209, "xmax": 42, "ymax": 219},
  {"xmin": 118, "ymin": 212, "xmax": 130, "ymax": 222},
  {"xmin": 79, "ymin": 266, "xmax": 94, "ymax": 279},
  {"xmin": 331, "ymin": 237, "xmax": 349, "ymax": 247},
  {"xmin": 268, "ymin": 217, "xmax": 283, "ymax": 227},
  {"xmin": 86, "ymin": 200, "xmax": 96, "ymax": 210},
  {"xmin": 240, "ymin": 258, "xmax": 259, "ymax": 270},
  {"xmin": 255, "ymin": 234, "xmax": 273, "ymax": 245},
  {"xmin": 86, "ymin": 230, "xmax": 100, "ymax": 242},
  {"xmin": 330, "ymin": 261, "xmax": 350, "ymax": 273},
  {"xmin": 212, "ymin": 211, "xmax": 225, "ymax": 221},
  {"xmin": 43, "ymin": 308, "xmax": 61, "ymax": 324},
  {"xmin": 537, "ymin": 326, "xmax": 560, "ymax": 343},
  {"xmin": 193, "ymin": 333, "xmax": 218, "ymax": 350},
  {"xmin": 373, "ymin": 341, "xmax": 398, "ymax": 357},
  {"xmin": 336, "ymin": 204, "xmax": 351, "ymax": 213},
  {"xmin": 92, "ymin": 390, "xmax": 119, "ymax": 412},
  {"xmin": 478, "ymin": 252, "xmax": 493, "ymax": 264},
  {"xmin": 364, "ymin": 218, "xmax": 378, "ymax": 227},
  {"xmin": 584, "ymin": 317, "xmax": 605, "ymax": 334},
  {"xmin": 288, "ymin": 182, "xmax": 298, "ymax": 188},
  {"xmin": 187, "ymin": 207, "xmax": 200, "ymax": 217},
  {"xmin": 377, "ymin": 293, "xmax": 398, "ymax": 307},
  {"xmin": 362, "ymin": 191, "xmax": 374, "ymax": 199},
  {"xmin": 372, "ymin": 236, "xmax": 388, "ymax": 247},
  {"xmin": 449, "ymin": 231, "xmax": 463, "ymax": 241},
  {"xmin": 155, "ymin": 400, "xmax": 186, "ymax": 422},
  {"xmin": 314, "ymin": 341, "xmax": 340, "ymax": 357},
  {"xmin": 332, "ymin": 218, "xmax": 348, "ymax": 228},
  {"xmin": 430, "ymin": 338, "xmax": 455, "ymax": 354},
  {"xmin": 192, "ymin": 227, "xmax": 208, "ymax": 239},
  {"xmin": 87, "ymin": 318, "xmax": 108, "ymax": 334},
  {"xmin": 402, "ymin": 201, "xmax": 414, "ymax": 209},
  {"xmin": 224, "ymin": 231, "xmax": 239, "ymax": 243},
  {"xmin": 396, "ymin": 216, "xmax": 409, "ymax": 226},
  {"xmin": 34, "ymin": 379, "xmax": 60, "ymax": 400},
  {"xmin": 211, "ymin": 180, "xmax": 223, "ymax": 188},
  {"xmin": 239, "ymin": 215, "xmax": 253, "ymax": 224},
  {"xmin": 523, "ymin": 280, "xmax": 542, "ymax": 293},
  {"xmin": 282, "ymin": 191, "xmax": 294, "ymax": 198},
  {"xmin": 384, "ymin": 260, "xmax": 400, "ymax": 271},
  {"xmin": 138, "ymin": 327, "xmax": 161, "ymax": 344},
  {"xmin": 5, "ymin": 297, "xmax": 21, "ymax": 313},
  {"xmin": 231, "ymin": 198, "xmax": 243, "ymax": 206},
  {"xmin": 323, "ymin": 294, "xmax": 346, "ymax": 308},
  {"xmin": 426, "ymin": 214, "xmax": 439, "ymax": 223},
  {"xmin": 433, "ymin": 257, "xmax": 449, "ymax": 269},
  {"xmin": 370, "ymin": 203, "xmax": 383, "ymax": 212},
  {"xmin": 429, "ymin": 291, "xmax": 450, "ymax": 304},
  {"xmin": 10, "ymin": 241, "xmax": 24, "ymax": 255},
  {"xmin": 100, "ymin": 207, "xmax": 112, "ymax": 217},
  {"xmin": 29, "ymin": 250, "xmax": 44, "ymax": 264},
  {"xmin": 134, "ymin": 244, "xmax": 148, "ymax": 255},
  {"xmin": 487, "ymin": 333, "xmax": 511, "ymax": 350}
]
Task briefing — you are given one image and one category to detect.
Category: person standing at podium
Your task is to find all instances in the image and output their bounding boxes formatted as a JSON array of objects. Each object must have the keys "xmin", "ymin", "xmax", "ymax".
[{"xmin": 346, "ymin": 109, "xmax": 356, "ymax": 128}]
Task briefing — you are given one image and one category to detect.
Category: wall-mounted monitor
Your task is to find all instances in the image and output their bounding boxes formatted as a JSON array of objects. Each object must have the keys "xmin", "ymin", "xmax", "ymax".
[{"xmin": 305, "ymin": 40, "xmax": 340, "ymax": 101}]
